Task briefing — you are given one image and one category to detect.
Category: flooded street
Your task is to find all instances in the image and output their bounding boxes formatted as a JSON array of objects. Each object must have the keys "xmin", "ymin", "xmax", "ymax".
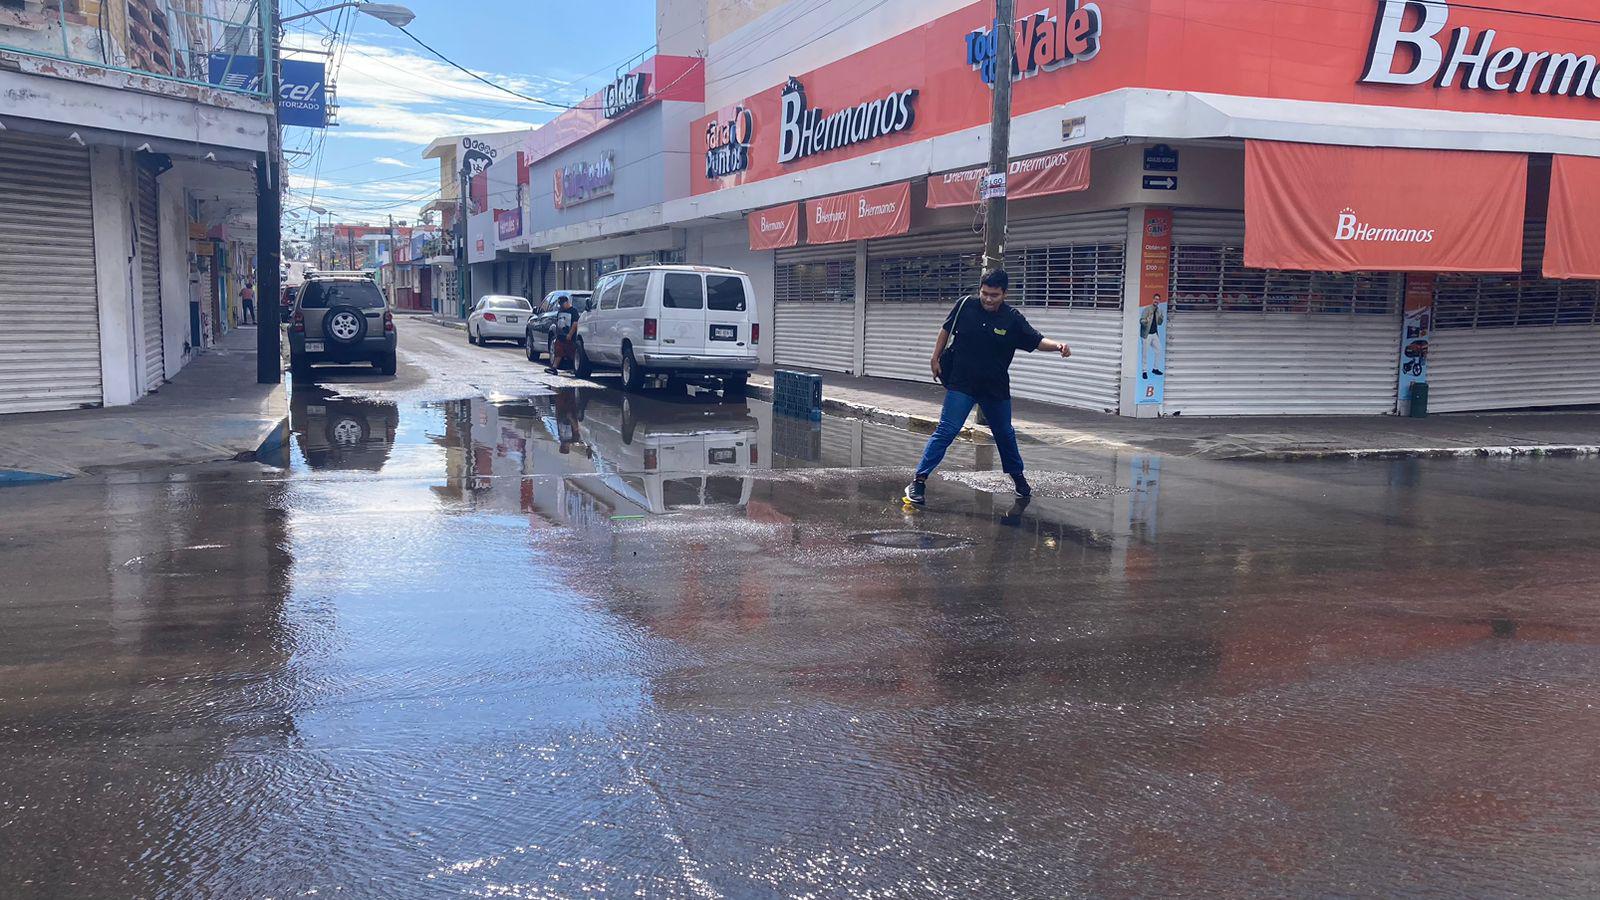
[{"xmin": 5, "ymin": 330, "xmax": 1600, "ymax": 897}]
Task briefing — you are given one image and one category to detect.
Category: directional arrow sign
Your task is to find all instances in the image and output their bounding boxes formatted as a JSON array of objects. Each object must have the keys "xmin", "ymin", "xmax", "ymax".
[{"xmin": 1142, "ymin": 175, "xmax": 1179, "ymax": 191}]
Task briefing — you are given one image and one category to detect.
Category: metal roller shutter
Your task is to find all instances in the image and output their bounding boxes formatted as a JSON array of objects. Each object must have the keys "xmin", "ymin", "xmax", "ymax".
[
  {"xmin": 1428, "ymin": 221, "xmax": 1600, "ymax": 412},
  {"xmin": 0, "ymin": 134, "xmax": 101, "ymax": 413},
  {"xmin": 137, "ymin": 166, "xmax": 164, "ymax": 393},
  {"xmin": 865, "ymin": 304, "xmax": 947, "ymax": 382},
  {"xmin": 1009, "ymin": 307, "xmax": 1122, "ymax": 413},
  {"xmin": 775, "ymin": 245, "xmax": 857, "ymax": 373},
  {"xmin": 1165, "ymin": 209, "xmax": 1402, "ymax": 416},
  {"xmin": 508, "ymin": 261, "xmax": 527, "ymax": 298}
]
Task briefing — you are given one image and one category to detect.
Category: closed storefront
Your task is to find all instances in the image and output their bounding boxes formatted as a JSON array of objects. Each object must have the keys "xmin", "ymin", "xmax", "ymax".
[
  {"xmin": 774, "ymin": 245, "xmax": 856, "ymax": 373},
  {"xmin": 136, "ymin": 165, "xmax": 165, "ymax": 393},
  {"xmin": 0, "ymin": 134, "xmax": 102, "ymax": 414},
  {"xmin": 1165, "ymin": 211, "xmax": 1401, "ymax": 416},
  {"xmin": 1428, "ymin": 222, "xmax": 1600, "ymax": 413},
  {"xmin": 863, "ymin": 211, "xmax": 1126, "ymax": 412}
]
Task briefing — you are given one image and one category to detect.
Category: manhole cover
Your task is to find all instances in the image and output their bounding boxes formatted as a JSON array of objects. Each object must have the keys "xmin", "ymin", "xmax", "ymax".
[{"xmin": 850, "ymin": 530, "xmax": 969, "ymax": 550}]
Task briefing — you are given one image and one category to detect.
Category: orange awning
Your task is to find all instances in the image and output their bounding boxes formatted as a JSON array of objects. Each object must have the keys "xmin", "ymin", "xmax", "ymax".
[
  {"xmin": 1544, "ymin": 155, "xmax": 1600, "ymax": 280},
  {"xmin": 1245, "ymin": 141, "xmax": 1526, "ymax": 273},
  {"xmin": 806, "ymin": 182, "xmax": 910, "ymax": 245},
  {"xmin": 747, "ymin": 203, "xmax": 799, "ymax": 251}
]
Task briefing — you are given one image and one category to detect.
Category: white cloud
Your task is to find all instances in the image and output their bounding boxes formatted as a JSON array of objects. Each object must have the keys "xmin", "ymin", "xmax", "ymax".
[{"xmin": 373, "ymin": 157, "xmax": 410, "ymax": 167}]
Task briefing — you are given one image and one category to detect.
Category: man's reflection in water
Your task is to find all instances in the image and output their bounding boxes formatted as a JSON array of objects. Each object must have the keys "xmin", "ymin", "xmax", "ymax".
[{"xmin": 554, "ymin": 388, "xmax": 588, "ymax": 457}]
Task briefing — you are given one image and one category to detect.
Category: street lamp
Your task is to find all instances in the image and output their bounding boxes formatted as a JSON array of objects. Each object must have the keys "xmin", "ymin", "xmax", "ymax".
[{"xmin": 280, "ymin": 2, "xmax": 416, "ymax": 27}]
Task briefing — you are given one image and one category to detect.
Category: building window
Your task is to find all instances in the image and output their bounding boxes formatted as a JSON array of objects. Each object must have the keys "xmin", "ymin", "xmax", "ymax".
[
  {"xmin": 867, "ymin": 242, "xmax": 1124, "ymax": 309},
  {"xmin": 1170, "ymin": 244, "xmax": 1397, "ymax": 315},
  {"xmin": 659, "ymin": 249, "xmax": 686, "ymax": 265},
  {"xmin": 776, "ymin": 259, "xmax": 855, "ymax": 303}
]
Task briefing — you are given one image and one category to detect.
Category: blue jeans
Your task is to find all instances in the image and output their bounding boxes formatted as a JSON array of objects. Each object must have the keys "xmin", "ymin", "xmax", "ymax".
[{"xmin": 915, "ymin": 390, "xmax": 1024, "ymax": 478}]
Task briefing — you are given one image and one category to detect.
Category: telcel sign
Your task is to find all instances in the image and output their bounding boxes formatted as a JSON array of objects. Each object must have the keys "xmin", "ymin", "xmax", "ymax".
[
  {"xmin": 603, "ymin": 72, "xmax": 650, "ymax": 119},
  {"xmin": 964, "ymin": 1, "xmax": 1103, "ymax": 86}
]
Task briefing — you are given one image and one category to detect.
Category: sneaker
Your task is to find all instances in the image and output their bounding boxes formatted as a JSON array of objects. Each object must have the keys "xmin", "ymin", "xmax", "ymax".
[
  {"xmin": 544, "ymin": 367, "xmax": 560, "ymax": 376},
  {"xmin": 1012, "ymin": 474, "xmax": 1032, "ymax": 498},
  {"xmin": 904, "ymin": 479, "xmax": 927, "ymax": 506}
]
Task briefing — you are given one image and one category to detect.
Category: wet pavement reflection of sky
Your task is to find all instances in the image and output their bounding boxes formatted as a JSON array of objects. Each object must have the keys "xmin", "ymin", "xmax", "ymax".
[{"xmin": 4, "ymin": 385, "xmax": 1600, "ymax": 897}]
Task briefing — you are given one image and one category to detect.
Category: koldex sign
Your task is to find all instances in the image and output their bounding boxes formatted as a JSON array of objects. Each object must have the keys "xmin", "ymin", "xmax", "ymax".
[
  {"xmin": 554, "ymin": 150, "xmax": 616, "ymax": 210},
  {"xmin": 778, "ymin": 77, "xmax": 918, "ymax": 164},
  {"xmin": 964, "ymin": 0, "xmax": 1103, "ymax": 85},
  {"xmin": 603, "ymin": 71, "xmax": 650, "ymax": 119},
  {"xmin": 1363, "ymin": 0, "xmax": 1600, "ymax": 100},
  {"xmin": 706, "ymin": 106, "xmax": 754, "ymax": 179}
]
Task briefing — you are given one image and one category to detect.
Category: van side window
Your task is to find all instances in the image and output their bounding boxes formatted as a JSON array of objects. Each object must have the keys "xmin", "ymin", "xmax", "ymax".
[
  {"xmin": 618, "ymin": 272, "xmax": 651, "ymax": 309},
  {"xmin": 706, "ymin": 275, "xmax": 747, "ymax": 312},
  {"xmin": 598, "ymin": 278, "xmax": 622, "ymax": 310},
  {"xmin": 662, "ymin": 273, "xmax": 705, "ymax": 310}
]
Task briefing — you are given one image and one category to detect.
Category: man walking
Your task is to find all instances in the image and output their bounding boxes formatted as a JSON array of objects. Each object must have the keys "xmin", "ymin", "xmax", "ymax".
[
  {"xmin": 545, "ymin": 294, "xmax": 580, "ymax": 377},
  {"xmin": 905, "ymin": 269, "xmax": 1072, "ymax": 506},
  {"xmin": 240, "ymin": 281, "xmax": 256, "ymax": 325}
]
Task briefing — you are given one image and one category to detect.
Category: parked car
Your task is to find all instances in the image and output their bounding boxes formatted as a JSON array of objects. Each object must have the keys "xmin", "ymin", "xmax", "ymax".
[
  {"xmin": 523, "ymin": 290, "xmax": 593, "ymax": 362},
  {"xmin": 288, "ymin": 271, "xmax": 397, "ymax": 378},
  {"xmin": 574, "ymin": 265, "xmax": 759, "ymax": 393},
  {"xmin": 467, "ymin": 295, "xmax": 534, "ymax": 346}
]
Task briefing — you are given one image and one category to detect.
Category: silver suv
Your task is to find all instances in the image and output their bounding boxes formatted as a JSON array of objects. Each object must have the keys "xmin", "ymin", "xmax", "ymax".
[{"xmin": 289, "ymin": 272, "xmax": 398, "ymax": 378}]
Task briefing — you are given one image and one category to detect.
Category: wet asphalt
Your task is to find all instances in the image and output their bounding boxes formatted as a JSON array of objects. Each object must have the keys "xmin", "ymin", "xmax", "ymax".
[{"xmin": 3, "ymin": 322, "xmax": 1600, "ymax": 897}]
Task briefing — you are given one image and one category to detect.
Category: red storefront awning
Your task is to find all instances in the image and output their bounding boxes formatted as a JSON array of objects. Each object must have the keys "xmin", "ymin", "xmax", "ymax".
[
  {"xmin": 747, "ymin": 203, "xmax": 800, "ymax": 251},
  {"xmin": 1244, "ymin": 141, "xmax": 1527, "ymax": 273},
  {"xmin": 806, "ymin": 182, "xmax": 911, "ymax": 245},
  {"xmin": 1544, "ymin": 155, "xmax": 1600, "ymax": 280},
  {"xmin": 926, "ymin": 148, "xmax": 1091, "ymax": 209}
]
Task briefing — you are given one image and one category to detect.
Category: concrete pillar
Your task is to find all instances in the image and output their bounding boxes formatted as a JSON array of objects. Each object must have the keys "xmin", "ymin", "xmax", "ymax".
[
  {"xmin": 91, "ymin": 147, "xmax": 138, "ymax": 408},
  {"xmin": 853, "ymin": 240, "xmax": 868, "ymax": 376},
  {"xmin": 1118, "ymin": 206, "xmax": 1160, "ymax": 418},
  {"xmin": 158, "ymin": 166, "xmax": 190, "ymax": 378}
]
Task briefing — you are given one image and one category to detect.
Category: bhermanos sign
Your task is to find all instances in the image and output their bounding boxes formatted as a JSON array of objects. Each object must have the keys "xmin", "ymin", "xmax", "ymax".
[
  {"xmin": 778, "ymin": 77, "xmax": 918, "ymax": 165},
  {"xmin": 1364, "ymin": 0, "xmax": 1600, "ymax": 99}
]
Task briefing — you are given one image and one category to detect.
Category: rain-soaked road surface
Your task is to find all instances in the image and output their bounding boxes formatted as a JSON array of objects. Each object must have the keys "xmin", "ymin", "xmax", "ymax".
[{"xmin": 4, "ymin": 326, "xmax": 1600, "ymax": 897}]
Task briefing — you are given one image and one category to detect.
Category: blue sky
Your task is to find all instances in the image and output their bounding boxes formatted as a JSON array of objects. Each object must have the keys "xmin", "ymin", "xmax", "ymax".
[{"xmin": 281, "ymin": 0, "xmax": 657, "ymax": 233}]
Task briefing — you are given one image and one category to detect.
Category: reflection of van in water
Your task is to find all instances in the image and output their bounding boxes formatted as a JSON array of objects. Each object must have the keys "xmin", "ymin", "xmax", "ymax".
[{"xmin": 537, "ymin": 390, "xmax": 761, "ymax": 518}]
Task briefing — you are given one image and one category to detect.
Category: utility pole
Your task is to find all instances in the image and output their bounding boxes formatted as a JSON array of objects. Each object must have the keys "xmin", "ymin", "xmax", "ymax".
[
  {"xmin": 256, "ymin": 0, "xmax": 283, "ymax": 385},
  {"xmin": 388, "ymin": 213, "xmax": 398, "ymax": 303},
  {"xmin": 981, "ymin": 0, "xmax": 1015, "ymax": 274}
]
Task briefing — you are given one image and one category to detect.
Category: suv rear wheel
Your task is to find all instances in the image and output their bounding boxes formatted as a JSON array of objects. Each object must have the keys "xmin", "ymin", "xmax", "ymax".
[{"xmin": 376, "ymin": 352, "xmax": 397, "ymax": 376}]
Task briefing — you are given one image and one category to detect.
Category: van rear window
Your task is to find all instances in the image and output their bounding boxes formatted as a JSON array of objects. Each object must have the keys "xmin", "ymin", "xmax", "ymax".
[
  {"xmin": 706, "ymin": 275, "xmax": 747, "ymax": 312},
  {"xmin": 662, "ymin": 273, "xmax": 704, "ymax": 310}
]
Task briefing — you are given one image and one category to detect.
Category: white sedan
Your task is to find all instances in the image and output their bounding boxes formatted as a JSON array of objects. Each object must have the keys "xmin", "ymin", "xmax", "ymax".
[{"xmin": 467, "ymin": 295, "xmax": 534, "ymax": 346}]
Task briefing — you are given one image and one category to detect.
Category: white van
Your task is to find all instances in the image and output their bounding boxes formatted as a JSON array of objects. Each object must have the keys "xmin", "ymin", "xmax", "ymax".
[{"xmin": 574, "ymin": 265, "xmax": 759, "ymax": 393}]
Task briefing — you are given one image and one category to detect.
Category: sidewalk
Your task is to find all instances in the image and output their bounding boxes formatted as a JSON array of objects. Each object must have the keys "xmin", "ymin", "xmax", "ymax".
[
  {"xmin": 0, "ymin": 328, "xmax": 288, "ymax": 481},
  {"xmin": 747, "ymin": 367, "xmax": 1600, "ymax": 460}
]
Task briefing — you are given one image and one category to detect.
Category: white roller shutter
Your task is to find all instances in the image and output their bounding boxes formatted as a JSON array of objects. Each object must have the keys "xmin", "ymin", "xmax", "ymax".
[
  {"xmin": 865, "ymin": 303, "xmax": 946, "ymax": 383},
  {"xmin": 1427, "ymin": 221, "xmax": 1600, "ymax": 413},
  {"xmin": 137, "ymin": 166, "xmax": 164, "ymax": 393},
  {"xmin": 508, "ymin": 261, "xmax": 527, "ymax": 298},
  {"xmin": 775, "ymin": 245, "xmax": 857, "ymax": 373},
  {"xmin": 1166, "ymin": 209, "xmax": 1401, "ymax": 416},
  {"xmin": 1010, "ymin": 307, "xmax": 1122, "ymax": 413},
  {"xmin": 0, "ymin": 134, "xmax": 101, "ymax": 414}
]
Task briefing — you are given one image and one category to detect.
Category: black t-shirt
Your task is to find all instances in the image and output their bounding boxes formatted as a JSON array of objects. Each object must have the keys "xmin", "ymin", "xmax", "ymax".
[
  {"xmin": 555, "ymin": 305, "xmax": 580, "ymax": 336},
  {"xmin": 941, "ymin": 299, "xmax": 1044, "ymax": 399}
]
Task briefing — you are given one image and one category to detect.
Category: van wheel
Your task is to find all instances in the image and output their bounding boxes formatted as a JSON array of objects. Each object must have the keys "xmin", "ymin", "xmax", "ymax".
[
  {"xmin": 620, "ymin": 348, "xmax": 646, "ymax": 392},
  {"xmin": 573, "ymin": 341, "xmax": 594, "ymax": 378}
]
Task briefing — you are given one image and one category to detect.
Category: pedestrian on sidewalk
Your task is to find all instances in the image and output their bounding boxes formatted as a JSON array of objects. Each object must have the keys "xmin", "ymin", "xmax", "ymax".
[
  {"xmin": 904, "ymin": 269, "xmax": 1072, "ymax": 506},
  {"xmin": 240, "ymin": 282, "xmax": 257, "ymax": 325},
  {"xmin": 545, "ymin": 295, "xmax": 580, "ymax": 376}
]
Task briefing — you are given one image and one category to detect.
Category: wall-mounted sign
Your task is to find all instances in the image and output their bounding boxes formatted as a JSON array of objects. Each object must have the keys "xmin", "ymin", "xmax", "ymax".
[
  {"xmin": 1137, "ymin": 209, "xmax": 1172, "ymax": 406},
  {"xmin": 778, "ymin": 77, "xmax": 918, "ymax": 165},
  {"xmin": 1142, "ymin": 175, "xmax": 1178, "ymax": 191},
  {"xmin": 927, "ymin": 148, "xmax": 1090, "ymax": 208},
  {"xmin": 1144, "ymin": 144, "xmax": 1179, "ymax": 172},
  {"xmin": 963, "ymin": 0, "xmax": 1103, "ymax": 86},
  {"xmin": 806, "ymin": 182, "xmax": 911, "ymax": 245},
  {"xmin": 706, "ymin": 106, "xmax": 754, "ymax": 179},
  {"xmin": 495, "ymin": 207, "xmax": 523, "ymax": 241},
  {"xmin": 747, "ymin": 203, "xmax": 800, "ymax": 251},
  {"xmin": 1363, "ymin": 0, "xmax": 1600, "ymax": 100},
  {"xmin": 553, "ymin": 151, "xmax": 616, "ymax": 210},
  {"xmin": 603, "ymin": 71, "xmax": 650, "ymax": 119},
  {"xmin": 207, "ymin": 56, "xmax": 329, "ymax": 128},
  {"xmin": 1398, "ymin": 273, "xmax": 1435, "ymax": 410}
]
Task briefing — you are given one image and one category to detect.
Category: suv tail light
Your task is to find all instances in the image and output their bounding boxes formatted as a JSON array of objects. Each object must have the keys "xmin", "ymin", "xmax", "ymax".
[
  {"xmin": 383, "ymin": 311, "xmax": 395, "ymax": 333},
  {"xmin": 291, "ymin": 310, "xmax": 305, "ymax": 334},
  {"xmin": 752, "ymin": 323, "xmax": 760, "ymax": 345},
  {"xmin": 644, "ymin": 449, "xmax": 658, "ymax": 471},
  {"xmin": 483, "ymin": 312, "xmax": 497, "ymax": 322},
  {"xmin": 750, "ymin": 444, "xmax": 759, "ymax": 466},
  {"xmin": 644, "ymin": 318, "xmax": 658, "ymax": 340}
]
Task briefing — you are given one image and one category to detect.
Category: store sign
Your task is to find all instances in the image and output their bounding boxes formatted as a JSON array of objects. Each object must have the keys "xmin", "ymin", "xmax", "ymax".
[
  {"xmin": 963, "ymin": 0, "xmax": 1103, "ymax": 86},
  {"xmin": 1363, "ymin": 0, "xmax": 1600, "ymax": 100},
  {"xmin": 495, "ymin": 207, "xmax": 523, "ymax": 241},
  {"xmin": 927, "ymin": 148, "xmax": 1091, "ymax": 208},
  {"xmin": 706, "ymin": 106, "xmax": 755, "ymax": 179},
  {"xmin": 778, "ymin": 77, "xmax": 918, "ymax": 164},
  {"xmin": 207, "ymin": 56, "xmax": 329, "ymax": 128},
  {"xmin": 553, "ymin": 151, "xmax": 616, "ymax": 210},
  {"xmin": 747, "ymin": 203, "xmax": 800, "ymax": 251},
  {"xmin": 806, "ymin": 182, "xmax": 911, "ymax": 245},
  {"xmin": 604, "ymin": 72, "xmax": 650, "ymax": 119},
  {"xmin": 1137, "ymin": 209, "xmax": 1171, "ymax": 406}
]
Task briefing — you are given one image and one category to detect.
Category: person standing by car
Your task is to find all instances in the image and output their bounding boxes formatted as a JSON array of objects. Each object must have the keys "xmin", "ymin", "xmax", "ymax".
[
  {"xmin": 240, "ymin": 281, "xmax": 257, "ymax": 325},
  {"xmin": 545, "ymin": 294, "xmax": 580, "ymax": 377},
  {"xmin": 904, "ymin": 269, "xmax": 1072, "ymax": 506}
]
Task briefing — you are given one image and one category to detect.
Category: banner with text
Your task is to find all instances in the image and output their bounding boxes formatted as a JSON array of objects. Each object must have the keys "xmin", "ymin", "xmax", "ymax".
[
  {"xmin": 1137, "ymin": 208, "xmax": 1172, "ymax": 405},
  {"xmin": 926, "ymin": 148, "xmax": 1091, "ymax": 208},
  {"xmin": 806, "ymin": 182, "xmax": 911, "ymax": 245},
  {"xmin": 748, "ymin": 203, "xmax": 800, "ymax": 251}
]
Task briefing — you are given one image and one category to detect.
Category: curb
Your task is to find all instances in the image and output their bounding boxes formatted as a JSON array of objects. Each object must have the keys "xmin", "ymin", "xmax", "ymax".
[
  {"xmin": 427, "ymin": 317, "xmax": 467, "ymax": 331},
  {"xmin": 250, "ymin": 417, "xmax": 293, "ymax": 468},
  {"xmin": 748, "ymin": 382, "xmax": 987, "ymax": 440},
  {"xmin": 1234, "ymin": 444, "xmax": 1600, "ymax": 462}
]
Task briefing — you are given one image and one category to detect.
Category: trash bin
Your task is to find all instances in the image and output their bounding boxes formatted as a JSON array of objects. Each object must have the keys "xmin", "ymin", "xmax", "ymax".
[{"xmin": 1409, "ymin": 382, "xmax": 1429, "ymax": 418}]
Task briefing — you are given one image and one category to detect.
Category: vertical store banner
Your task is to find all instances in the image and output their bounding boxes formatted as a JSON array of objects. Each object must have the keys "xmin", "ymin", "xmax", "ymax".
[
  {"xmin": 1398, "ymin": 274, "xmax": 1436, "ymax": 408},
  {"xmin": 1137, "ymin": 209, "xmax": 1172, "ymax": 405},
  {"xmin": 805, "ymin": 182, "xmax": 911, "ymax": 245},
  {"xmin": 1244, "ymin": 141, "xmax": 1527, "ymax": 272},
  {"xmin": 926, "ymin": 148, "xmax": 1091, "ymax": 208},
  {"xmin": 1544, "ymin": 155, "xmax": 1600, "ymax": 280},
  {"xmin": 748, "ymin": 204, "xmax": 800, "ymax": 251}
]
